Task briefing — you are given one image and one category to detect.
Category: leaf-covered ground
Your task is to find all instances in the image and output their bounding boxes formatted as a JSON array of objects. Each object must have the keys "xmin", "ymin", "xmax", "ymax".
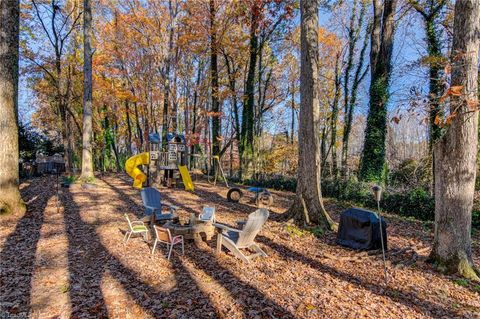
[{"xmin": 1, "ymin": 174, "xmax": 479, "ymax": 318}]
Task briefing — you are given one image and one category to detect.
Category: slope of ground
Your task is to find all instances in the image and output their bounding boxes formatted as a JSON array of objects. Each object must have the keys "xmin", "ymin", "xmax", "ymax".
[{"xmin": 0, "ymin": 174, "xmax": 479, "ymax": 318}]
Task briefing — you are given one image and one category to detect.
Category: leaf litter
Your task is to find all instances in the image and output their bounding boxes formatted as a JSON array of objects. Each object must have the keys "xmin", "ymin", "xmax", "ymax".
[{"xmin": 0, "ymin": 174, "xmax": 479, "ymax": 318}]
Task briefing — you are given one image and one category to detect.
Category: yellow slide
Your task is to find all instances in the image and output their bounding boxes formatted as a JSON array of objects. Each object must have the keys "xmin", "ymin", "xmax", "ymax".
[
  {"xmin": 125, "ymin": 152, "xmax": 150, "ymax": 189},
  {"xmin": 178, "ymin": 165, "xmax": 194, "ymax": 191}
]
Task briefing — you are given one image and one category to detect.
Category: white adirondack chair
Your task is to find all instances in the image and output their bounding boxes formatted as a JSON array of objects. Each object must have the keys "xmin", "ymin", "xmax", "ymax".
[
  {"xmin": 199, "ymin": 206, "xmax": 216, "ymax": 223},
  {"xmin": 215, "ymin": 208, "xmax": 269, "ymax": 263}
]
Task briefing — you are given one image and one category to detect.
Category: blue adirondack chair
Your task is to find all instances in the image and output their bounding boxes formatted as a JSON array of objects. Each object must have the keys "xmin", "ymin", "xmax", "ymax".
[{"xmin": 140, "ymin": 187, "xmax": 177, "ymax": 222}]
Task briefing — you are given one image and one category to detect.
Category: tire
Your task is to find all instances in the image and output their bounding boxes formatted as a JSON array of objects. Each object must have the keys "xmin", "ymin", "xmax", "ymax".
[
  {"xmin": 227, "ymin": 187, "xmax": 243, "ymax": 202},
  {"xmin": 256, "ymin": 191, "xmax": 273, "ymax": 207}
]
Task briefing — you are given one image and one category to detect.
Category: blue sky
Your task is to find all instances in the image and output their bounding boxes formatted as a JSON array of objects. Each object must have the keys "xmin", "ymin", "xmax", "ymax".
[{"xmin": 19, "ymin": 2, "xmax": 431, "ymax": 137}]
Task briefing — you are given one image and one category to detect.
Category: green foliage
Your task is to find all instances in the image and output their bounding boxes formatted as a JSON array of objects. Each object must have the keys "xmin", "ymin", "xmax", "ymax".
[
  {"xmin": 231, "ymin": 175, "xmax": 297, "ymax": 192},
  {"xmin": 322, "ymin": 179, "xmax": 376, "ymax": 207},
  {"xmin": 384, "ymin": 188, "xmax": 434, "ymax": 221},
  {"xmin": 476, "ymin": 176, "xmax": 480, "ymax": 191},
  {"xmin": 235, "ymin": 173, "xmax": 480, "ymax": 228},
  {"xmin": 60, "ymin": 283, "xmax": 70, "ymax": 293},
  {"xmin": 472, "ymin": 210, "xmax": 480, "ymax": 229},
  {"xmin": 285, "ymin": 224, "xmax": 307, "ymax": 237},
  {"xmin": 19, "ymin": 124, "xmax": 63, "ymax": 161},
  {"xmin": 453, "ymin": 278, "xmax": 469, "ymax": 287},
  {"xmin": 82, "ymin": 176, "xmax": 97, "ymax": 184},
  {"xmin": 389, "ymin": 158, "xmax": 432, "ymax": 190},
  {"xmin": 324, "ymin": 180, "xmax": 435, "ymax": 221},
  {"xmin": 63, "ymin": 176, "xmax": 77, "ymax": 185},
  {"xmin": 284, "ymin": 224, "xmax": 325, "ymax": 238},
  {"xmin": 359, "ymin": 76, "xmax": 390, "ymax": 182},
  {"xmin": 244, "ymin": 175, "xmax": 437, "ymax": 222},
  {"xmin": 307, "ymin": 226, "xmax": 325, "ymax": 237}
]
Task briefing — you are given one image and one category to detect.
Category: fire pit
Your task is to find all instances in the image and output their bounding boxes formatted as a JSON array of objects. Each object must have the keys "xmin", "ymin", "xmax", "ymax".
[{"xmin": 163, "ymin": 214, "xmax": 215, "ymax": 243}]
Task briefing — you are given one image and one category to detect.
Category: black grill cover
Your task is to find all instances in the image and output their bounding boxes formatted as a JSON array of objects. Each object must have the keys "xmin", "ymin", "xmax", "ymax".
[{"xmin": 337, "ymin": 208, "xmax": 387, "ymax": 250}]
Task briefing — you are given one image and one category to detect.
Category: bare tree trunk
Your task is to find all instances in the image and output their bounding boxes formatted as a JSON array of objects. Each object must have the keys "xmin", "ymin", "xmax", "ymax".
[
  {"xmin": 239, "ymin": 5, "xmax": 259, "ymax": 178},
  {"xmin": 409, "ymin": 0, "xmax": 448, "ymax": 193},
  {"xmin": 224, "ymin": 53, "xmax": 241, "ymax": 173},
  {"xmin": 170, "ymin": 56, "xmax": 178, "ymax": 132},
  {"xmin": 290, "ymin": 83, "xmax": 295, "ymax": 143},
  {"xmin": 0, "ymin": 0, "xmax": 24, "ymax": 214},
  {"xmin": 133, "ymin": 101, "xmax": 143, "ymax": 150},
  {"xmin": 210, "ymin": 0, "xmax": 221, "ymax": 158},
  {"xmin": 162, "ymin": 74, "xmax": 170, "ymax": 145},
  {"xmin": 59, "ymin": 109, "xmax": 72, "ymax": 172},
  {"xmin": 341, "ymin": 27, "xmax": 368, "ymax": 179},
  {"xmin": 285, "ymin": 0, "xmax": 335, "ymax": 230},
  {"xmin": 162, "ymin": 0, "xmax": 177, "ymax": 146},
  {"xmin": 430, "ymin": 0, "xmax": 480, "ymax": 280},
  {"xmin": 341, "ymin": 0, "xmax": 368, "ymax": 179},
  {"xmin": 80, "ymin": 0, "xmax": 94, "ymax": 180},
  {"xmin": 125, "ymin": 100, "xmax": 133, "ymax": 155},
  {"xmin": 330, "ymin": 53, "xmax": 341, "ymax": 179},
  {"xmin": 56, "ymin": 59, "xmax": 72, "ymax": 173},
  {"xmin": 110, "ymin": 111, "xmax": 121, "ymax": 171},
  {"xmin": 190, "ymin": 60, "xmax": 203, "ymax": 156},
  {"xmin": 320, "ymin": 124, "xmax": 328, "ymax": 174}
]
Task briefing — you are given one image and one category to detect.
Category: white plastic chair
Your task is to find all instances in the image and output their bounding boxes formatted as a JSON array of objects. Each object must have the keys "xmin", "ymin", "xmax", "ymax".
[
  {"xmin": 124, "ymin": 213, "xmax": 149, "ymax": 243},
  {"xmin": 199, "ymin": 206, "xmax": 216, "ymax": 223},
  {"xmin": 151, "ymin": 226, "xmax": 184, "ymax": 260}
]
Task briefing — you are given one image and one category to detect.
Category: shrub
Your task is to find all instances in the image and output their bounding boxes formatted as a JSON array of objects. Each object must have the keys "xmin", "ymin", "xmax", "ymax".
[
  {"xmin": 388, "ymin": 158, "xmax": 432, "ymax": 190},
  {"xmin": 242, "ymin": 176, "xmax": 436, "ymax": 222},
  {"xmin": 231, "ymin": 175, "xmax": 480, "ymax": 227},
  {"xmin": 473, "ymin": 210, "xmax": 480, "ymax": 229},
  {"xmin": 383, "ymin": 188, "xmax": 434, "ymax": 221},
  {"xmin": 233, "ymin": 174, "xmax": 480, "ymax": 230},
  {"xmin": 230, "ymin": 175, "xmax": 297, "ymax": 192}
]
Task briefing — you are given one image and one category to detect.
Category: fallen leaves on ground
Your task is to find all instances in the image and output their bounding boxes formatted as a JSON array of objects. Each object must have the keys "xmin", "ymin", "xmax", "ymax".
[{"xmin": 0, "ymin": 174, "xmax": 479, "ymax": 318}]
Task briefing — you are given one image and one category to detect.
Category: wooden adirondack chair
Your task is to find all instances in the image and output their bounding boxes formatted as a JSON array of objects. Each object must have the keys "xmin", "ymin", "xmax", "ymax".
[
  {"xmin": 140, "ymin": 187, "xmax": 177, "ymax": 223},
  {"xmin": 215, "ymin": 208, "xmax": 269, "ymax": 263}
]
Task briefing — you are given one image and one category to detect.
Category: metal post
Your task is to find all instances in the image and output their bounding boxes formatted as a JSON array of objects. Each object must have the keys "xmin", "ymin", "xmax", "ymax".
[
  {"xmin": 377, "ymin": 200, "xmax": 388, "ymax": 284},
  {"xmin": 54, "ymin": 168, "xmax": 59, "ymax": 214},
  {"xmin": 372, "ymin": 185, "xmax": 388, "ymax": 285}
]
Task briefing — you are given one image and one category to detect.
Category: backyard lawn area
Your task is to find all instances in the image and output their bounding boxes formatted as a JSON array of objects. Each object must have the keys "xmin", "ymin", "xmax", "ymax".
[{"xmin": 1, "ymin": 174, "xmax": 479, "ymax": 318}]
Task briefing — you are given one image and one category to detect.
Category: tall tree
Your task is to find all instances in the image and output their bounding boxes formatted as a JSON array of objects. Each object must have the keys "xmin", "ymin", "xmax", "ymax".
[
  {"xmin": 340, "ymin": 0, "xmax": 369, "ymax": 178},
  {"xmin": 210, "ymin": 0, "xmax": 221, "ymax": 157},
  {"xmin": 285, "ymin": 0, "xmax": 335, "ymax": 229},
  {"xmin": 239, "ymin": 1, "xmax": 259, "ymax": 176},
  {"xmin": 409, "ymin": 0, "xmax": 447, "ymax": 151},
  {"xmin": 359, "ymin": 0, "xmax": 397, "ymax": 181},
  {"xmin": 329, "ymin": 52, "xmax": 342, "ymax": 179},
  {"xmin": 0, "ymin": 0, "xmax": 24, "ymax": 214},
  {"xmin": 28, "ymin": 0, "xmax": 82, "ymax": 173},
  {"xmin": 162, "ymin": 0, "xmax": 178, "ymax": 145},
  {"xmin": 80, "ymin": 0, "xmax": 94, "ymax": 180},
  {"xmin": 430, "ymin": 0, "xmax": 480, "ymax": 280}
]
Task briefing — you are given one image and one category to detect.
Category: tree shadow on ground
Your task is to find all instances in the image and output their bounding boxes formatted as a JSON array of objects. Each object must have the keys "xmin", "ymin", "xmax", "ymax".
[
  {"xmin": 101, "ymin": 176, "xmax": 252, "ymax": 221},
  {"xmin": 0, "ymin": 176, "xmax": 55, "ymax": 316},
  {"xmin": 183, "ymin": 249, "xmax": 295, "ymax": 318},
  {"xmin": 113, "ymin": 173, "xmax": 285, "ymax": 219},
  {"xmin": 183, "ymin": 185, "xmax": 285, "ymax": 221},
  {"xmin": 97, "ymin": 176, "xmax": 294, "ymax": 318},
  {"xmin": 257, "ymin": 235, "xmax": 466, "ymax": 318},
  {"xmin": 62, "ymin": 186, "xmax": 220, "ymax": 318}
]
